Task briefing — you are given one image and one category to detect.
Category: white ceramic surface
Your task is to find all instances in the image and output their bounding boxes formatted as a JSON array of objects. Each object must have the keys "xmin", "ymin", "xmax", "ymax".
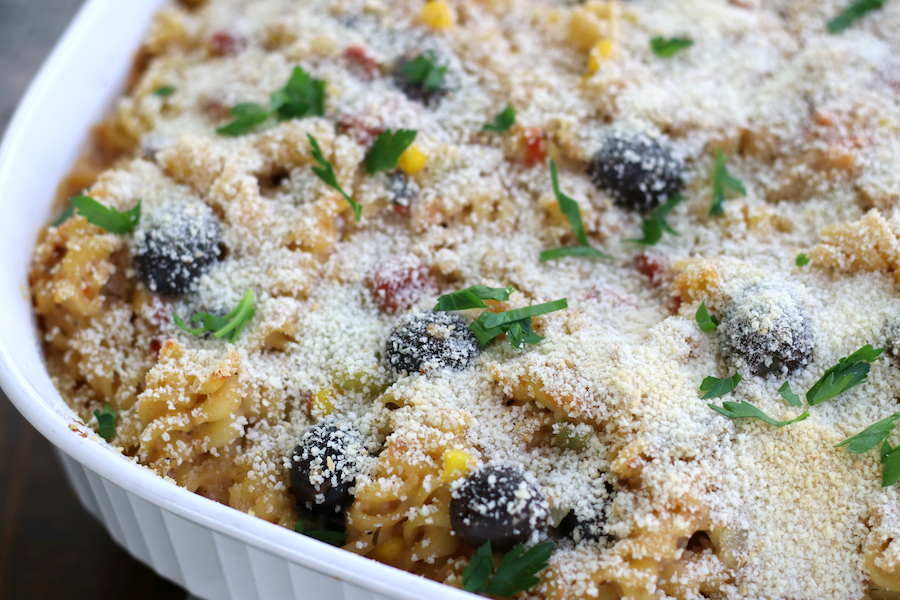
[{"xmin": 0, "ymin": 2, "xmax": 473, "ymax": 599}]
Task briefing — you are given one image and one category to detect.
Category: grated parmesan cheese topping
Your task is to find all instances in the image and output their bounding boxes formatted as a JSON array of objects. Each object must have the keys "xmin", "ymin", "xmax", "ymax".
[{"xmin": 31, "ymin": 0, "xmax": 900, "ymax": 598}]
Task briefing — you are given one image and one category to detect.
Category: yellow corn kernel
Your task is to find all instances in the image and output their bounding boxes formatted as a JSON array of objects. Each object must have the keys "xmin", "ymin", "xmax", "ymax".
[
  {"xmin": 421, "ymin": 1, "xmax": 455, "ymax": 29},
  {"xmin": 313, "ymin": 386, "xmax": 335, "ymax": 415},
  {"xmin": 370, "ymin": 534, "xmax": 405, "ymax": 562},
  {"xmin": 398, "ymin": 145, "xmax": 427, "ymax": 175},
  {"xmin": 587, "ymin": 39, "xmax": 613, "ymax": 74},
  {"xmin": 441, "ymin": 450, "xmax": 470, "ymax": 482}
]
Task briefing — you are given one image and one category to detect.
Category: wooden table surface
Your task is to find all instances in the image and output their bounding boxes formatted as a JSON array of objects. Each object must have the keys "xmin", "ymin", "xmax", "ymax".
[{"xmin": 0, "ymin": 1, "xmax": 186, "ymax": 597}]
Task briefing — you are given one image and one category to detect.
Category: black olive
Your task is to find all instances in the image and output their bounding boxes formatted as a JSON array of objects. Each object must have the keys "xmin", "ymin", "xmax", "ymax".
[
  {"xmin": 588, "ymin": 132, "xmax": 684, "ymax": 211},
  {"xmin": 289, "ymin": 423, "xmax": 368, "ymax": 513},
  {"xmin": 393, "ymin": 52, "xmax": 448, "ymax": 106},
  {"xmin": 385, "ymin": 311, "xmax": 480, "ymax": 375},
  {"xmin": 449, "ymin": 465, "xmax": 549, "ymax": 552},
  {"xmin": 131, "ymin": 203, "xmax": 221, "ymax": 296},
  {"xmin": 554, "ymin": 481, "xmax": 614, "ymax": 544},
  {"xmin": 556, "ymin": 511, "xmax": 606, "ymax": 543},
  {"xmin": 719, "ymin": 284, "xmax": 813, "ymax": 376}
]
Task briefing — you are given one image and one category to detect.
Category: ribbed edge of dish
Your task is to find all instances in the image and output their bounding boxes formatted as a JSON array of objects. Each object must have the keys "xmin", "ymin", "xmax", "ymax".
[{"xmin": 58, "ymin": 450, "xmax": 398, "ymax": 600}]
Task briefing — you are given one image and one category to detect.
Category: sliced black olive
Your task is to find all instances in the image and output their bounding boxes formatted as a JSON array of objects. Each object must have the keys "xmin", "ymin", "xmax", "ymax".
[
  {"xmin": 132, "ymin": 203, "xmax": 220, "ymax": 296},
  {"xmin": 588, "ymin": 132, "xmax": 684, "ymax": 211},
  {"xmin": 289, "ymin": 422, "xmax": 368, "ymax": 513},
  {"xmin": 719, "ymin": 283, "xmax": 813, "ymax": 376},
  {"xmin": 449, "ymin": 465, "xmax": 549, "ymax": 552},
  {"xmin": 385, "ymin": 310, "xmax": 480, "ymax": 375}
]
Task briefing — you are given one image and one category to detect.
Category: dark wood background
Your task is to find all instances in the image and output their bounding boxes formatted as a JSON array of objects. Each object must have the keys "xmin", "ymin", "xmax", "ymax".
[{"xmin": 0, "ymin": 1, "xmax": 186, "ymax": 597}]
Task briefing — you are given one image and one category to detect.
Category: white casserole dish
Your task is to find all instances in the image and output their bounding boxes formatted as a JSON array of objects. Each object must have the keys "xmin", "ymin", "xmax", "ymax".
[{"xmin": 0, "ymin": 2, "xmax": 474, "ymax": 598}]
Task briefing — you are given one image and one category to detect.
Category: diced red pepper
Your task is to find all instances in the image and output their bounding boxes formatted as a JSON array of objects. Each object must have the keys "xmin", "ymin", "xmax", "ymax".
[
  {"xmin": 209, "ymin": 30, "xmax": 247, "ymax": 56},
  {"xmin": 343, "ymin": 45, "xmax": 379, "ymax": 78},
  {"xmin": 524, "ymin": 127, "xmax": 546, "ymax": 167},
  {"xmin": 368, "ymin": 255, "xmax": 434, "ymax": 313}
]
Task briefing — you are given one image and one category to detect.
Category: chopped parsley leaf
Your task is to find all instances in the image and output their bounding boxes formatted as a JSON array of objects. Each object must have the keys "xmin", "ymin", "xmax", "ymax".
[
  {"xmin": 650, "ymin": 36, "xmax": 694, "ymax": 57},
  {"xmin": 93, "ymin": 403, "xmax": 118, "ymax": 440},
  {"xmin": 806, "ymin": 344, "xmax": 884, "ymax": 406},
  {"xmin": 68, "ymin": 196, "xmax": 141, "ymax": 234},
  {"xmin": 695, "ymin": 300, "xmax": 719, "ymax": 333},
  {"xmin": 540, "ymin": 160, "xmax": 610, "ymax": 261},
  {"xmin": 709, "ymin": 148, "xmax": 746, "ymax": 217},
  {"xmin": 217, "ymin": 67, "xmax": 326, "ymax": 135},
  {"xmin": 271, "ymin": 66, "xmax": 326, "ymax": 121},
  {"xmin": 835, "ymin": 413, "xmax": 900, "ymax": 487},
  {"xmin": 834, "ymin": 412, "xmax": 900, "ymax": 453},
  {"xmin": 307, "ymin": 134, "xmax": 362, "ymax": 221},
  {"xmin": 433, "ymin": 285, "xmax": 515, "ymax": 311},
  {"xmin": 471, "ymin": 298, "xmax": 567, "ymax": 349},
  {"xmin": 366, "ymin": 129, "xmax": 418, "ymax": 175},
  {"xmin": 53, "ymin": 204, "xmax": 75, "ymax": 227},
  {"xmin": 699, "ymin": 372, "xmax": 741, "ymax": 399},
  {"xmin": 153, "ymin": 85, "xmax": 176, "ymax": 97},
  {"xmin": 483, "ymin": 104, "xmax": 516, "ymax": 133},
  {"xmin": 463, "ymin": 541, "xmax": 554, "ymax": 597},
  {"xmin": 294, "ymin": 520, "xmax": 346, "ymax": 546},
  {"xmin": 173, "ymin": 290, "xmax": 256, "ymax": 343},
  {"xmin": 827, "ymin": 0, "xmax": 885, "ymax": 33},
  {"xmin": 401, "ymin": 51, "xmax": 447, "ymax": 90},
  {"xmin": 435, "ymin": 285, "xmax": 564, "ymax": 349},
  {"xmin": 627, "ymin": 195, "xmax": 683, "ymax": 245},
  {"xmin": 881, "ymin": 442, "xmax": 900, "ymax": 487},
  {"xmin": 216, "ymin": 102, "xmax": 272, "ymax": 136},
  {"xmin": 481, "ymin": 298, "xmax": 569, "ymax": 330},
  {"xmin": 796, "ymin": 253, "xmax": 810, "ymax": 267},
  {"xmin": 778, "ymin": 381, "xmax": 802, "ymax": 407},
  {"xmin": 709, "ymin": 401, "xmax": 809, "ymax": 427},
  {"xmin": 539, "ymin": 246, "xmax": 609, "ymax": 261}
]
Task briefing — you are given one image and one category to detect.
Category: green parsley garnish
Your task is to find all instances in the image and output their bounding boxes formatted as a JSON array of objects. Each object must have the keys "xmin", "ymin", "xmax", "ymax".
[
  {"xmin": 805, "ymin": 345, "xmax": 884, "ymax": 406},
  {"xmin": 93, "ymin": 403, "xmax": 118, "ymax": 440},
  {"xmin": 63, "ymin": 196, "xmax": 141, "ymax": 234},
  {"xmin": 709, "ymin": 148, "xmax": 746, "ymax": 217},
  {"xmin": 401, "ymin": 51, "xmax": 447, "ymax": 90},
  {"xmin": 294, "ymin": 520, "xmax": 346, "ymax": 546},
  {"xmin": 366, "ymin": 129, "xmax": 418, "ymax": 175},
  {"xmin": 882, "ymin": 441, "xmax": 900, "ymax": 487},
  {"xmin": 271, "ymin": 66, "xmax": 326, "ymax": 121},
  {"xmin": 650, "ymin": 37, "xmax": 694, "ymax": 57},
  {"xmin": 173, "ymin": 290, "xmax": 257, "ymax": 343},
  {"xmin": 540, "ymin": 160, "xmax": 610, "ymax": 261},
  {"xmin": 470, "ymin": 298, "xmax": 568, "ymax": 349},
  {"xmin": 694, "ymin": 300, "xmax": 719, "ymax": 333},
  {"xmin": 480, "ymin": 299, "xmax": 569, "ymax": 330},
  {"xmin": 462, "ymin": 541, "xmax": 554, "ymax": 597},
  {"xmin": 835, "ymin": 412, "xmax": 900, "ymax": 453},
  {"xmin": 153, "ymin": 85, "xmax": 176, "ymax": 97},
  {"xmin": 483, "ymin": 104, "xmax": 516, "ymax": 133},
  {"xmin": 434, "ymin": 286, "xmax": 567, "ymax": 349},
  {"xmin": 709, "ymin": 401, "xmax": 809, "ymax": 427},
  {"xmin": 827, "ymin": 0, "xmax": 885, "ymax": 33},
  {"xmin": 835, "ymin": 412, "xmax": 900, "ymax": 487},
  {"xmin": 53, "ymin": 204, "xmax": 76, "ymax": 227},
  {"xmin": 778, "ymin": 381, "xmax": 802, "ymax": 407},
  {"xmin": 216, "ymin": 102, "xmax": 272, "ymax": 136},
  {"xmin": 217, "ymin": 66, "xmax": 325, "ymax": 136},
  {"xmin": 699, "ymin": 372, "xmax": 741, "ymax": 399},
  {"xmin": 796, "ymin": 253, "xmax": 810, "ymax": 267},
  {"xmin": 627, "ymin": 195, "xmax": 683, "ymax": 245},
  {"xmin": 307, "ymin": 134, "xmax": 362, "ymax": 221},
  {"xmin": 433, "ymin": 285, "xmax": 515, "ymax": 311}
]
